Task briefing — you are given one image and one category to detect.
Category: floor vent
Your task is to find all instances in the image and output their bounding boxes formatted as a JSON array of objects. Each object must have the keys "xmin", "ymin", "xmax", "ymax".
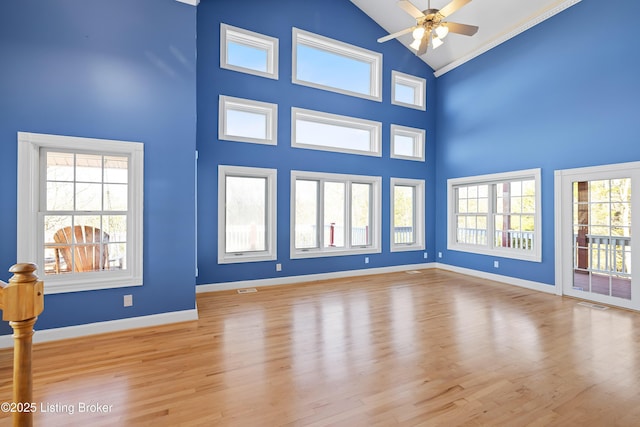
[
  {"xmin": 237, "ymin": 288, "xmax": 257, "ymax": 294},
  {"xmin": 405, "ymin": 270, "xmax": 422, "ymax": 275},
  {"xmin": 577, "ymin": 301, "xmax": 609, "ymax": 310}
]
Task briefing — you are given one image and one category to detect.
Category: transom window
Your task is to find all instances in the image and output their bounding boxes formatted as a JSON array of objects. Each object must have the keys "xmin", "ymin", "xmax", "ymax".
[
  {"xmin": 448, "ymin": 169, "xmax": 542, "ymax": 262},
  {"xmin": 390, "ymin": 124, "xmax": 425, "ymax": 161},
  {"xmin": 292, "ymin": 28, "xmax": 382, "ymax": 102},
  {"xmin": 218, "ymin": 165, "xmax": 277, "ymax": 264},
  {"xmin": 219, "ymin": 95, "xmax": 277, "ymax": 146},
  {"xmin": 391, "ymin": 178, "xmax": 425, "ymax": 252},
  {"xmin": 391, "ymin": 71, "xmax": 426, "ymax": 111},
  {"xmin": 220, "ymin": 23, "xmax": 279, "ymax": 80},
  {"xmin": 17, "ymin": 132, "xmax": 143, "ymax": 294},
  {"xmin": 291, "ymin": 171, "xmax": 381, "ymax": 258},
  {"xmin": 291, "ymin": 107, "xmax": 381, "ymax": 156}
]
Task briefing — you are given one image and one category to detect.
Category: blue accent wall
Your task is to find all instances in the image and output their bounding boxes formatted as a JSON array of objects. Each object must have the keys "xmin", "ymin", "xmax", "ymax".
[
  {"xmin": 196, "ymin": 0, "xmax": 436, "ymax": 285},
  {"xmin": 435, "ymin": 0, "xmax": 640, "ymax": 284},
  {"xmin": 0, "ymin": 0, "xmax": 197, "ymax": 332}
]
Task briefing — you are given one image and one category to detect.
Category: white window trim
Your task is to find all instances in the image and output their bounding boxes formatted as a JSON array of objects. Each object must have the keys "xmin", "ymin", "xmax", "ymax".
[
  {"xmin": 447, "ymin": 168, "xmax": 542, "ymax": 262},
  {"xmin": 291, "ymin": 107, "xmax": 382, "ymax": 157},
  {"xmin": 219, "ymin": 95, "xmax": 278, "ymax": 146},
  {"xmin": 17, "ymin": 132, "xmax": 144, "ymax": 294},
  {"xmin": 290, "ymin": 170, "xmax": 382, "ymax": 259},
  {"xmin": 292, "ymin": 28, "xmax": 382, "ymax": 102},
  {"xmin": 390, "ymin": 178, "xmax": 425, "ymax": 252},
  {"xmin": 390, "ymin": 124, "xmax": 426, "ymax": 162},
  {"xmin": 218, "ymin": 165, "xmax": 277, "ymax": 264},
  {"xmin": 220, "ymin": 23, "xmax": 279, "ymax": 80},
  {"xmin": 391, "ymin": 70, "xmax": 426, "ymax": 111}
]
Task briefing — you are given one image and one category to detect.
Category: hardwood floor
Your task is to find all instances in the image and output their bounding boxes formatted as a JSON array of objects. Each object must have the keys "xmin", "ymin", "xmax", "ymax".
[{"xmin": 2, "ymin": 269, "xmax": 640, "ymax": 426}]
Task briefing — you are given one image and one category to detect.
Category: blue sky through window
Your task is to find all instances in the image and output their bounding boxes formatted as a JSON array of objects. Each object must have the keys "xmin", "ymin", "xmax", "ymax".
[
  {"xmin": 296, "ymin": 45, "xmax": 371, "ymax": 96},
  {"xmin": 228, "ymin": 41, "xmax": 268, "ymax": 73}
]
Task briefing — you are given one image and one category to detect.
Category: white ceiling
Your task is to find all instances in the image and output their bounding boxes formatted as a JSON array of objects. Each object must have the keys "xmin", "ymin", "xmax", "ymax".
[{"xmin": 350, "ymin": 0, "xmax": 581, "ymax": 76}]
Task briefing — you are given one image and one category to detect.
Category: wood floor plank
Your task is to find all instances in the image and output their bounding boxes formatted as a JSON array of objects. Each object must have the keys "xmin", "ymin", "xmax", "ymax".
[{"xmin": 1, "ymin": 269, "xmax": 640, "ymax": 425}]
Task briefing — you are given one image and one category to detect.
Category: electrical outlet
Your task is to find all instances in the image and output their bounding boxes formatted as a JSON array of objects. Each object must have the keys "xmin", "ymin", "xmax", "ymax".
[
  {"xmin": 365, "ymin": 256, "xmax": 369, "ymax": 264},
  {"xmin": 494, "ymin": 261, "xmax": 499, "ymax": 268},
  {"xmin": 123, "ymin": 294, "xmax": 133, "ymax": 307},
  {"xmin": 423, "ymin": 252, "xmax": 428, "ymax": 259},
  {"xmin": 276, "ymin": 263, "xmax": 282, "ymax": 272},
  {"xmin": 438, "ymin": 252, "xmax": 443, "ymax": 258}
]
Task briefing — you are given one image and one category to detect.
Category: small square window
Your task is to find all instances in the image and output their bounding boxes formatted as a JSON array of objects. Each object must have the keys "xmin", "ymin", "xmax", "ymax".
[
  {"xmin": 219, "ymin": 95, "xmax": 277, "ymax": 146},
  {"xmin": 220, "ymin": 23, "xmax": 279, "ymax": 80},
  {"xmin": 392, "ymin": 71, "xmax": 426, "ymax": 111},
  {"xmin": 390, "ymin": 124, "xmax": 425, "ymax": 161}
]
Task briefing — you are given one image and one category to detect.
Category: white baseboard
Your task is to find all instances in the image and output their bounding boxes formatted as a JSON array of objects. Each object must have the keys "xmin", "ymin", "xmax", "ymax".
[
  {"xmin": 196, "ymin": 263, "xmax": 435, "ymax": 293},
  {"xmin": 0, "ymin": 308, "xmax": 198, "ymax": 349},
  {"xmin": 434, "ymin": 262, "xmax": 556, "ymax": 294}
]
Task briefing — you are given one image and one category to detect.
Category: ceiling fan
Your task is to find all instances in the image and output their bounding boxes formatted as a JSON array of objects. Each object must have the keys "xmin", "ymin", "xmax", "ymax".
[{"xmin": 377, "ymin": 0, "xmax": 479, "ymax": 56}]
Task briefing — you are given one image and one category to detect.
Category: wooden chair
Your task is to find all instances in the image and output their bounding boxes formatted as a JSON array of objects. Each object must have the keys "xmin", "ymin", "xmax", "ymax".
[{"xmin": 53, "ymin": 226, "xmax": 109, "ymax": 273}]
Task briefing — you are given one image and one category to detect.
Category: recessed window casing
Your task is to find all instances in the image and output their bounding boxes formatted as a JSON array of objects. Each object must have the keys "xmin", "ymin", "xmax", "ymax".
[
  {"xmin": 291, "ymin": 170, "xmax": 381, "ymax": 259},
  {"xmin": 392, "ymin": 70, "xmax": 426, "ymax": 111},
  {"xmin": 292, "ymin": 28, "xmax": 382, "ymax": 102},
  {"xmin": 391, "ymin": 124, "xmax": 425, "ymax": 162},
  {"xmin": 447, "ymin": 169, "xmax": 542, "ymax": 262},
  {"xmin": 218, "ymin": 165, "xmax": 277, "ymax": 264},
  {"xmin": 292, "ymin": 107, "xmax": 381, "ymax": 157},
  {"xmin": 220, "ymin": 23, "xmax": 279, "ymax": 80},
  {"xmin": 17, "ymin": 132, "xmax": 144, "ymax": 294},
  {"xmin": 219, "ymin": 95, "xmax": 278, "ymax": 146},
  {"xmin": 391, "ymin": 178, "xmax": 425, "ymax": 252}
]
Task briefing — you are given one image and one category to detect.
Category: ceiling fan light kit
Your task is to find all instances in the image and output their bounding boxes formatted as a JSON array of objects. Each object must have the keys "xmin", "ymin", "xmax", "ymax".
[{"xmin": 378, "ymin": 0, "xmax": 479, "ymax": 56}]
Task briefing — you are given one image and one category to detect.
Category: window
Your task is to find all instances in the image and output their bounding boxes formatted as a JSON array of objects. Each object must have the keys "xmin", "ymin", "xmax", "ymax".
[
  {"xmin": 17, "ymin": 132, "xmax": 143, "ymax": 294},
  {"xmin": 219, "ymin": 95, "xmax": 277, "ymax": 145},
  {"xmin": 392, "ymin": 71, "xmax": 426, "ymax": 111},
  {"xmin": 220, "ymin": 23, "xmax": 278, "ymax": 80},
  {"xmin": 291, "ymin": 171, "xmax": 381, "ymax": 258},
  {"xmin": 218, "ymin": 165, "xmax": 277, "ymax": 264},
  {"xmin": 390, "ymin": 124, "xmax": 425, "ymax": 161},
  {"xmin": 447, "ymin": 169, "xmax": 542, "ymax": 262},
  {"xmin": 292, "ymin": 28, "xmax": 382, "ymax": 102},
  {"xmin": 391, "ymin": 178, "xmax": 425, "ymax": 252},
  {"xmin": 291, "ymin": 107, "xmax": 381, "ymax": 156}
]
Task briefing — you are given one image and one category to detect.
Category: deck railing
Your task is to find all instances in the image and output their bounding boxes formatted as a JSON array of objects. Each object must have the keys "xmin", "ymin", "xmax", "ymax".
[{"xmin": 575, "ymin": 234, "xmax": 631, "ymax": 277}]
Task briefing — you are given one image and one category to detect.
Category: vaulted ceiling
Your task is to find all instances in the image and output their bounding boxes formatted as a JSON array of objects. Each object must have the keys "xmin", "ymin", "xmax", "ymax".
[{"xmin": 350, "ymin": 0, "xmax": 581, "ymax": 76}]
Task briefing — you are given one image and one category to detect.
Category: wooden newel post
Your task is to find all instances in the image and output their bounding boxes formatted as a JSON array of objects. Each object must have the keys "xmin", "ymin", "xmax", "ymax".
[{"xmin": 0, "ymin": 263, "xmax": 44, "ymax": 427}]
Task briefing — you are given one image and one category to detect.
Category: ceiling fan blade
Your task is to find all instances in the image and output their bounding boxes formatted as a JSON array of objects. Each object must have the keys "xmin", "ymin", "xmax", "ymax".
[
  {"xmin": 398, "ymin": 0, "xmax": 425, "ymax": 20},
  {"xmin": 443, "ymin": 22, "xmax": 478, "ymax": 36},
  {"xmin": 377, "ymin": 26, "xmax": 416, "ymax": 43},
  {"xmin": 438, "ymin": 0, "xmax": 472, "ymax": 18},
  {"xmin": 416, "ymin": 37, "xmax": 429, "ymax": 56}
]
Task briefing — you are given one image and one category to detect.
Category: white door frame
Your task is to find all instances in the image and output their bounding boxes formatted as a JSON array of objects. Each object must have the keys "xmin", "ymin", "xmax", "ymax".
[{"xmin": 554, "ymin": 161, "xmax": 640, "ymax": 311}]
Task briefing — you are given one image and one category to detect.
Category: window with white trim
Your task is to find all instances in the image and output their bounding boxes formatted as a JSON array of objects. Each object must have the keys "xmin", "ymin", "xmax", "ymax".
[
  {"xmin": 447, "ymin": 169, "xmax": 542, "ymax": 262},
  {"xmin": 17, "ymin": 132, "xmax": 143, "ymax": 294},
  {"xmin": 291, "ymin": 171, "xmax": 381, "ymax": 258},
  {"xmin": 391, "ymin": 71, "xmax": 426, "ymax": 110},
  {"xmin": 292, "ymin": 28, "xmax": 382, "ymax": 102},
  {"xmin": 220, "ymin": 23, "xmax": 279, "ymax": 80},
  {"xmin": 291, "ymin": 107, "xmax": 381, "ymax": 156},
  {"xmin": 218, "ymin": 165, "xmax": 277, "ymax": 264},
  {"xmin": 390, "ymin": 124, "xmax": 425, "ymax": 161},
  {"xmin": 391, "ymin": 178, "xmax": 425, "ymax": 252},
  {"xmin": 219, "ymin": 95, "xmax": 277, "ymax": 145}
]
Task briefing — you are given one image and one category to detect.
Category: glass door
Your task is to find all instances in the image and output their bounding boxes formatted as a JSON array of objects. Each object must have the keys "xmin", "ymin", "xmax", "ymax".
[{"xmin": 556, "ymin": 163, "xmax": 640, "ymax": 310}]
